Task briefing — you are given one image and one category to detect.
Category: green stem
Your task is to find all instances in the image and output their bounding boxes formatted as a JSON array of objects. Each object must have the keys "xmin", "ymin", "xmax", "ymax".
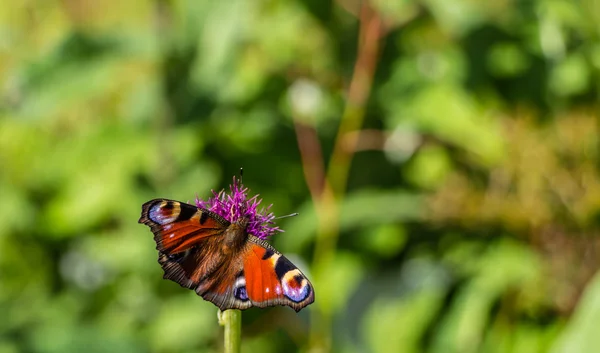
[
  {"xmin": 307, "ymin": 4, "xmax": 384, "ymax": 352},
  {"xmin": 218, "ymin": 309, "xmax": 241, "ymax": 353}
]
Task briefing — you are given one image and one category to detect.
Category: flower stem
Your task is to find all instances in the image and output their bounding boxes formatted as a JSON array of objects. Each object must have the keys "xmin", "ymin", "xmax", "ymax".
[{"xmin": 218, "ymin": 309, "xmax": 242, "ymax": 353}]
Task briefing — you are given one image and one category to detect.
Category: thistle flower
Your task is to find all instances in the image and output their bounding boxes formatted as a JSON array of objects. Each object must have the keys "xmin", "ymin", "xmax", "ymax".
[{"xmin": 195, "ymin": 176, "xmax": 282, "ymax": 239}]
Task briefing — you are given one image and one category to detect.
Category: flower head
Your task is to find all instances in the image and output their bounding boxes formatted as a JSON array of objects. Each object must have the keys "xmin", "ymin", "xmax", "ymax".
[{"xmin": 195, "ymin": 176, "xmax": 282, "ymax": 239}]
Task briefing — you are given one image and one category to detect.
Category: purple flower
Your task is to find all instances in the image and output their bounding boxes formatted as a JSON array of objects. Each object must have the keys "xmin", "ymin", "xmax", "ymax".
[{"xmin": 195, "ymin": 176, "xmax": 282, "ymax": 239}]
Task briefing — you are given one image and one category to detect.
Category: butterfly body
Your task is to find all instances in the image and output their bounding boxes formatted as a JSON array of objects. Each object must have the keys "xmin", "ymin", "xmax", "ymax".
[{"xmin": 139, "ymin": 199, "xmax": 314, "ymax": 312}]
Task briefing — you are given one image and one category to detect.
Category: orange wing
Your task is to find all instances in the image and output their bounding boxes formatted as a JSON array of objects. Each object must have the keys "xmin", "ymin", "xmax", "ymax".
[
  {"xmin": 200, "ymin": 237, "xmax": 314, "ymax": 312},
  {"xmin": 242, "ymin": 237, "xmax": 314, "ymax": 312}
]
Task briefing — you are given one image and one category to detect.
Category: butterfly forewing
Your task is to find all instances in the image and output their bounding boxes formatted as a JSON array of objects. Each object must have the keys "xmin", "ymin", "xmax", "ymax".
[
  {"xmin": 139, "ymin": 199, "xmax": 231, "ymax": 290},
  {"xmin": 139, "ymin": 199, "xmax": 229, "ymax": 253}
]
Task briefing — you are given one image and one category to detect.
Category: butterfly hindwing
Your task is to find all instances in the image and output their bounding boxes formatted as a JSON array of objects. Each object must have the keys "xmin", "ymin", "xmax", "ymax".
[
  {"xmin": 197, "ymin": 238, "xmax": 314, "ymax": 312},
  {"xmin": 199, "ymin": 266, "xmax": 254, "ymax": 311},
  {"xmin": 242, "ymin": 237, "xmax": 314, "ymax": 312}
]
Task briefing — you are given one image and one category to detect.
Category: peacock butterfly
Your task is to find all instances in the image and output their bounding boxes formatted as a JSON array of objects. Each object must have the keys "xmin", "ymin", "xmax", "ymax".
[{"xmin": 138, "ymin": 199, "xmax": 314, "ymax": 312}]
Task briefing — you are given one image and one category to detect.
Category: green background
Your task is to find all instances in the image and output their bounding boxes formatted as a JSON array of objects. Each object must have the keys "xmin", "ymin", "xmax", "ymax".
[{"xmin": 2, "ymin": 0, "xmax": 600, "ymax": 352}]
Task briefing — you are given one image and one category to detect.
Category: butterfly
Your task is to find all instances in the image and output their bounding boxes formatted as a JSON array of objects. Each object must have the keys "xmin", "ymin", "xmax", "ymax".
[{"xmin": 138, "ymin": 199, "xmax": 314, "ymax": 312}]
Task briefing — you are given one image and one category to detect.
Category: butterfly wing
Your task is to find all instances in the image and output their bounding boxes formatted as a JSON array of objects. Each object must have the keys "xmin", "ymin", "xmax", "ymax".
[
  {"xmin": 139, "ymin": 199, "xmax": 230, "ymax": 289},
  {"xmin": 243, "ymin": 237, "xmax": 314, "ymax": 312},
  {"xmin": 139, "ymin": 199, "xmax": 230, "ymax": 253},
  {"xmin": 197, "ymin": 259, "xmax": 254, "ymax": 311},
  {"xmin": 200, "ymin": 236, "xmax": 315, "ymax": 312}
]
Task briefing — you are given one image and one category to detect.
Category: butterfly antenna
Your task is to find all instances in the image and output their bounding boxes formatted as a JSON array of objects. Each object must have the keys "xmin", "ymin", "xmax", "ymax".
[
  {"xmin": 239, "ymin": 167, "xmax": 244, "ymax": 184},
  {"xmin": 274, "ymin": 212, "xmax": 299, "ymax": 220}
]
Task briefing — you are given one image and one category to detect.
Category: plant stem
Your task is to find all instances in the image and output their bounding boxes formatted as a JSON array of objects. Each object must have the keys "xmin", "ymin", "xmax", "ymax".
[
  {"xmin": 218, "ymin": 309, "xmax": 242, "ymax": 353},
  {"xmin": 294, "ymin": 3, "xmax": 384, "ymax": 351}
]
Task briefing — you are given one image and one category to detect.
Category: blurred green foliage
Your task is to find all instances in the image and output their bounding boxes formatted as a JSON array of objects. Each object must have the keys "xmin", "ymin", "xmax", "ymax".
[{"xmin": 1, "ymin": 0, "xmax": 600, "ymax": 352}]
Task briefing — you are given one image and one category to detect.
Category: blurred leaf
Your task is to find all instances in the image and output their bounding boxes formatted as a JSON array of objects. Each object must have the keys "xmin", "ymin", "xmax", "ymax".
[
  {"xmin": 549, "ymin": 53, "xmax": 590, "ymax": 96},
  {"xmin": 363, "ymin": 287, "xmax": 445, "ymax": 353},
  {"xmin": 385, "ymin": 83, "xmax": 505, "ymax": 166},
  {"xmin": 487, "ymin": 43, "xmax": 531, "ymax": 78},
  {"xmin": 242, "ymin": 331, "xmax": 283, "ymax": 353},
  {"xmin": 360, "ymin": 224, "xmax": 407, "ymax": 258},
  {"xmin": 371, "ymin": 0, "xmax": 419, "ymax": 27},
  {"xmin": 280, "ymin": 189, "xmax": 423, "ymax": 253},
  {"xmin": 432, "ymin": 240, "xmax": 542, "ymax": 353},
  {"xmin": 147, "ymin": 294, "xmax": 218, "ymax": 352},
  {"xmin": 209, "ymin": 106, "xmax": 278, "ymax": 153},
  {"xmin": 422, "ymin": 0, "xmax": 489, "ymax": 35},
  {"xmin": 404, "ymin": 144, "xmax": 453, "ymax": 189},
  {"xmin": 190, "ymin": 0, "xmax": 250, "ymax": 102},
  {"xmin": 550, "ymin": 270, "xmax": 600, "ymax": 353},
  {"xmin": 0, "ymin": 184, "xmax": 34, "ymax": 235},
  {"xmin": 0, "ymin": 342, "xmax": 18, "ymax": 353},
  {"xmin": 31, "ymin": 323, "xmax": 144, "ymax": 353},
  {"xmin": 314, "ymin": 251, "xmax": 365, "ymax": 316}
]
